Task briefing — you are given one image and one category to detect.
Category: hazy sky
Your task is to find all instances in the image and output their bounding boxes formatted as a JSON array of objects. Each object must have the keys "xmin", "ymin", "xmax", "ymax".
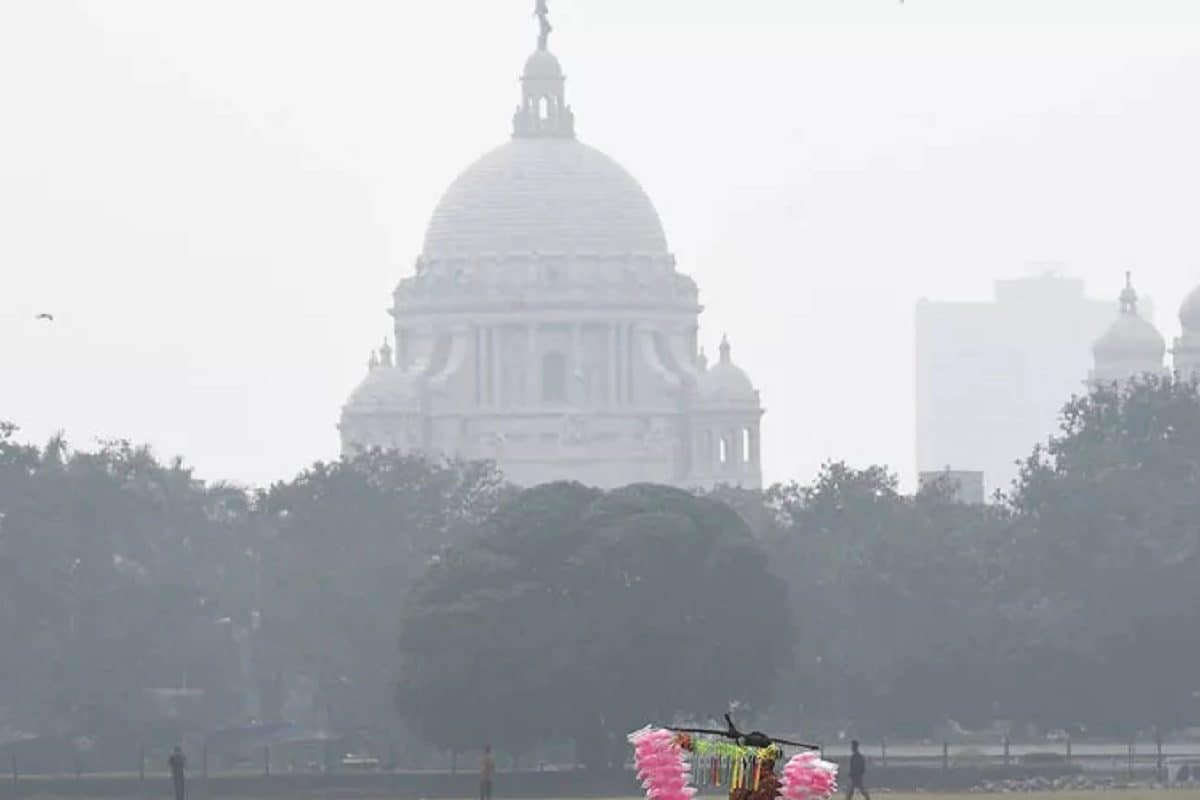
[{"xmin": 3, "ymin": 0, "xmax": 1199, "ymax": 490}]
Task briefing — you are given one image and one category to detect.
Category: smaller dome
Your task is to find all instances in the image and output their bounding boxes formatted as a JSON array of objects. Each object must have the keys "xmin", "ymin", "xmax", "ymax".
[
  {"xmin": 1094, "ymin": 274, "xmax": 1165, "ymax": 361},
  {"xmin": 699, "ymin": 337, "xmax": 759, "ymax": 407},
  {"xmin": 346, "ymin": 367, "xmax": 421, "ymax": 409},
  {"xmin": 1179, "ymin": 284, "xmax": 1200, "ymax": 332},
  {"xmin": 1093, "ymin": 314, "xmax": 1166, "ymax": 360},
  {"xmin": 523, "ymin": 49, "xmax": 563, "ymax": 80}
]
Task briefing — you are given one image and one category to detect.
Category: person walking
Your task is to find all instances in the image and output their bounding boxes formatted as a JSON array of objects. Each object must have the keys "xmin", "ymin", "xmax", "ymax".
[
  {"xmin": 480, "ymin": 745, "xmax": 496, "ymax": 800},
  {"xmin": 846, "ymin": 741, "xmax": 870, "ymax": 800},
  {"xmin": 168, "ymin": 746, "xmax": 187, "ymax": 800}
]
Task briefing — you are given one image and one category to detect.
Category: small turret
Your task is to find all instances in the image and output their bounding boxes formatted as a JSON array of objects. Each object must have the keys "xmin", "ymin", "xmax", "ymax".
[
  {"xmin": 1173, "ymin": 282, "xmax": 1200, "ymax": 379},
  {"xmin": 1090, "ymin": 272, "xmax": 1165, "ymax": 385}
]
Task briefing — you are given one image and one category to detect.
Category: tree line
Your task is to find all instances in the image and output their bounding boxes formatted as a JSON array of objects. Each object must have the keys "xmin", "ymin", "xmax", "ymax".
[{"xmin": 1, "ymin": 375, "xmax": 1198, "ymax": 767}]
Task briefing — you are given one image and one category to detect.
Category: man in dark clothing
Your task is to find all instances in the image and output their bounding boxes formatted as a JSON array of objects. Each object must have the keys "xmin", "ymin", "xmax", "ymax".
[
  {"xmin": 846, "ymin": 740, "xmax": 870, "ymax": 800},
  {"xmin": 480, "ymin": 745, "xmax": 495, "ymax": 800},
  {"xmin": 168, "ymin": 746, "xmax": 186, "ymax": 800}
]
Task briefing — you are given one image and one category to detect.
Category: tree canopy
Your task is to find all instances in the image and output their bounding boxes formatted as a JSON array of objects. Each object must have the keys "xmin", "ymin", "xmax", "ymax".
[
  {"xmin": 3, "ymin": 375, "xmax": 1200, "ymax": 767},
  {"xmin": 999, "ymin": 375, "xmax": 1200, "ymax": 732},
  {"xmin": 255, "ymin": 450, "xmax": 509, "ymax": 735},
  {"xmin": 396, "ymin": 482, "xmax": 791, "ymax": 766}
]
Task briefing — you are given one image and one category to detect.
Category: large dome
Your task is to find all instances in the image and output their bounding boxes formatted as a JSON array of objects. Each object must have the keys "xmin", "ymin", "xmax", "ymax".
[
  {"xmin": 1093, "ymin": 314, "xmax": 1166, "ymax": 360},
  {"xmin": 421, "ymin": 138, "xmax": 669, "ymax": 259}
]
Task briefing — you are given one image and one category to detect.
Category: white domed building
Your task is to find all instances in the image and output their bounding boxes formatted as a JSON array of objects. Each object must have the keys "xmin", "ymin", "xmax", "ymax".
[
  {"xmin": 1173, "ymin": 284, "xmax": 1200, "ymax": 381},
  {"xmin": 1090, "ymin": 273, "xmax": 1167, "ymax": 385},
  {"xmin": 339, "ymin": 13, "xmax": 763, "ymax": 490}
]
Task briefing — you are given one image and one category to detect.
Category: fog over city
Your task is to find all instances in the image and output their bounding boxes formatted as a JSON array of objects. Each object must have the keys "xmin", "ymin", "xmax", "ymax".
[
  {"xmin": 6, "ymin": 3, "xmax": 1200, "ymax": 799},
  {"xmin": 4, "ymin": 0, "xmax": 1200, "ymax": 489}
]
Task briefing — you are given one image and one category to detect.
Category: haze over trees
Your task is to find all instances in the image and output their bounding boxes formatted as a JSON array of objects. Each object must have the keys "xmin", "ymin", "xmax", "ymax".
[
  {"xmin": 1, "ymin": 375, "xmax": 1198, "ymax": 766},
  {"xmin": 395, "ymin": 482, "xmax": 788, "ymax": 767}
]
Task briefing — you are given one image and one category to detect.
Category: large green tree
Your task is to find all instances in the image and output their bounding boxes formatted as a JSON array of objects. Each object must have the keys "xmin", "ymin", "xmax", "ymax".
[
  {"xmin": 0, "ymin": 425, "xmax": 251, "ymax": 744},
  {"xmin": 1001, "ymin": 375, "xmax": 1200, "ymax": 732},
  {"xmin": 762, "ymin": 463, "xmax": 1007, "ymax": 736},
  {"xmin": 396, "ymin": 482, "xmax": 791, "ymax": 767},
  {"xmin": 255, "ymin": 450, "xmax": 510, "ymax": 740}
]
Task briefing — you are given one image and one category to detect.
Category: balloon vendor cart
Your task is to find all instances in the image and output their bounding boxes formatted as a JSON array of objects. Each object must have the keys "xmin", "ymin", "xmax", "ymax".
[{"xmin": 628, "ymin": 715, "xmax": 839, "ymax": 800}]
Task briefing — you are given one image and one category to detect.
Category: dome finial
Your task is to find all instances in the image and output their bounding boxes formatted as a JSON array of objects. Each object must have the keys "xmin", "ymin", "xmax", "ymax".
[
  {"xmin": 513, "ymin": 3, "xmax": 574, "ymax": 139},
  {"xmin": 1119, "ymin": 271, "xmax": 1139, "ymax": 316},
  {"xmin": 535, "ymin": 0, "xmax": 552, "ymax": 51},
  {"xmin": 719, "ymin": 334, "xmax": 732, "ymax": 365},
  {"xmin": 379, "ymin": 337, "xmax": 394, "ymax": 368}
]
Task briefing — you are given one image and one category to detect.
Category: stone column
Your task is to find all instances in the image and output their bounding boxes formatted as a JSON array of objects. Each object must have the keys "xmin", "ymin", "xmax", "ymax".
[
  {"xmin": 609, "ymin": 323, "xmax": 619, "ymax": 408},
  {"xmin": 490, "ymin": 327, "xmax": 502, "ymax": 408},
  {"xmin": 626, "ymin": 324, "xmax": 637, "ymax": 404},
  {"xmin": 571, "ymin": 324, "xmax": 582, "ymax": 404},
  {"xmin": 527, "ymin": 324, "xmax": 538, "ymax": 406}
]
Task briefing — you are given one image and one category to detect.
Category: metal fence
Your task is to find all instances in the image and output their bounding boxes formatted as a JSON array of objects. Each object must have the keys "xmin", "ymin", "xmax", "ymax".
[
  {"xmin": 816, "ymin": 737, "xmax": 1200, "ymax": 781},
  {"xmin": 4, "ymin": 737, "xmax": 1200, "ymax": 783}
]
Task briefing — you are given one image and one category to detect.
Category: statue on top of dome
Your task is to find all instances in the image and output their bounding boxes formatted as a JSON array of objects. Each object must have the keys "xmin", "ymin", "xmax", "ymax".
[
  {"xmin": 1119, "ymin": 270, "xmax": 1140, "ymax": 316},
  {"xmin": 535, "ymin": 0, "xmax": 552, "ymax": 51}
]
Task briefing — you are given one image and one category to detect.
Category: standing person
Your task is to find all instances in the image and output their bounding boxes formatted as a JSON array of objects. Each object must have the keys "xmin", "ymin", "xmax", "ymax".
[
  {"xmin": 846, "ymin": 741, "xmax": 870, "ymax": 800},
  {"xmin": 168, "ymin": 746, "xmax": 187, "ymax": 800},
  {"xmin": 480, "ymin": 745, "xmax": 496, "ymax": 800}
]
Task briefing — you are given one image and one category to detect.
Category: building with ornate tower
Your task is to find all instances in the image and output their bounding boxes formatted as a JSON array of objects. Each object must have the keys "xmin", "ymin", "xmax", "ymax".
[
  {"xmin": 339, "ymin": 3, "xmax": 763, "ymax": 490},
  {"xmin": 1090, "ymin": 273, "xmax": 1167, "ymax": 385},
  {"xmin": 1174, "ymin": 284, "xmax": 1200, "ymax": 381}
]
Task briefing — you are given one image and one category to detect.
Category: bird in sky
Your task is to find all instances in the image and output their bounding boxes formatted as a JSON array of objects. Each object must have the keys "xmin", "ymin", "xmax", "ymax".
[{"xmin": 35, "ymin": 313, "xmax": 54, "ymax": 321}]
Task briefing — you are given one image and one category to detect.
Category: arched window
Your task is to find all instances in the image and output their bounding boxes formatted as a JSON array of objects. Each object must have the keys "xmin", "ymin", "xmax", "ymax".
[
  {"xmin": 743, "ymin": 428, "xmax": 753, "ymax": 463},
  {"xmin": 541, "ymin": 351, "xmax": 568, "ymax": 404},
  {"xmin": 718, "ymin": 436, "xmax": 729, "ymax": 466}
]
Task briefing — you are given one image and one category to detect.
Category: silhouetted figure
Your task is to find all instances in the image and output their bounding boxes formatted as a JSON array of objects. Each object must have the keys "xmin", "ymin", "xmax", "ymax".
[
  {"xmin": 534, "ymin": 1, "xmax": 552, "ymax": 50},
  {"xmin": 168, "ymin": 746, "xmax": 187, "ymax": 800},
  {"xmin": 480, "ymin": 745, "xmax": 495, "ymax": 800},
  {"xmin": 846, "ymin": 741, "xmax": 870, "ymax": 800}
]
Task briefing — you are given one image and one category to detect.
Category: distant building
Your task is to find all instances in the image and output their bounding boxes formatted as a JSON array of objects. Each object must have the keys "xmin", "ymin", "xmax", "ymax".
[
  {"xmin": 1089, "ymin": 273, "xmax": 1166, "ymax": 386},
  {"xmin": 338, "ymin": 7, "xmax": 762, "ymax": 489},
  {"xmin": 915, "ymin": 275, "xmax": 1129, "ymax": 496},
  {"xmin": 918, "ymin": 469, "xmax": 985, "ymax": 505},
  {"xmin": 1173, "ymin": 284, "xmax": 1200, "ymax": 381}
]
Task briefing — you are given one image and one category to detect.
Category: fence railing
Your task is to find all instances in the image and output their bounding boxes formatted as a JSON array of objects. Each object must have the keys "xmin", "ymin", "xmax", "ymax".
[
  {"xmin": 814, "ymin": 737, "xmax": 1200, "ymax": 782},
  {"xmin": 4, "ymin": 737, "xmax": 1200, "ymax": 784}
]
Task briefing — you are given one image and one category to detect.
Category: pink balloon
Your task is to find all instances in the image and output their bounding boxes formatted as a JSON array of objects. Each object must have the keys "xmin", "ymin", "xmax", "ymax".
[{"xmin": 628, "ymin": 727, "xmax": 696, "ymax": 800}]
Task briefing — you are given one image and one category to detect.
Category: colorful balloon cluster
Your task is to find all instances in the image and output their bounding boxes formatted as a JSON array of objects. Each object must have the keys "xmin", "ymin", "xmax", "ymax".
[
  {"xmin": 779, "ymin": 752, "xmax": 839, "ymax": 800},
  {"xmin": 628, "ymin": 727, "xmax": 697, "ymax": 800}
]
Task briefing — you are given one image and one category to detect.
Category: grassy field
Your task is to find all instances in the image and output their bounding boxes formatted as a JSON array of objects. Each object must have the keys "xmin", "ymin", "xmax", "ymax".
[
  {"xmin": 623, "ymin": 794, "xmax": 1199, "ymax": 800},
  {"xmin": 55, "ymin": 796, "xmax": 1197, "ymax": 800},
  {"xmin": 486, "ymin": 794, "xmax": 1200, "ymax": 800},
  {"xmin": 548, "ymin": 794, "xmax": 1200, "ymax": 800},
  {"xmin": 881, "ymin": 794, "xmax": 1200, "ymax": 800}
]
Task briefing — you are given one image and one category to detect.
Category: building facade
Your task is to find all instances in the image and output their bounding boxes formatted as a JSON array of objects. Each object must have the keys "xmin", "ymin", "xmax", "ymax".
[
  {"xmin": 916, "ymin": 271, "xmax": 1200, "ymax": 498},
  {"xmin": 1173, "ymin": 285, "xmax": 1200, "ymax": 381},
  {"xmin": 915, "ymin": 275, "xmax": 1122, "ymax": 496},
  {"xmin": 339, "ymin": 15, "xmax": 762, "ymax": 490}
]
